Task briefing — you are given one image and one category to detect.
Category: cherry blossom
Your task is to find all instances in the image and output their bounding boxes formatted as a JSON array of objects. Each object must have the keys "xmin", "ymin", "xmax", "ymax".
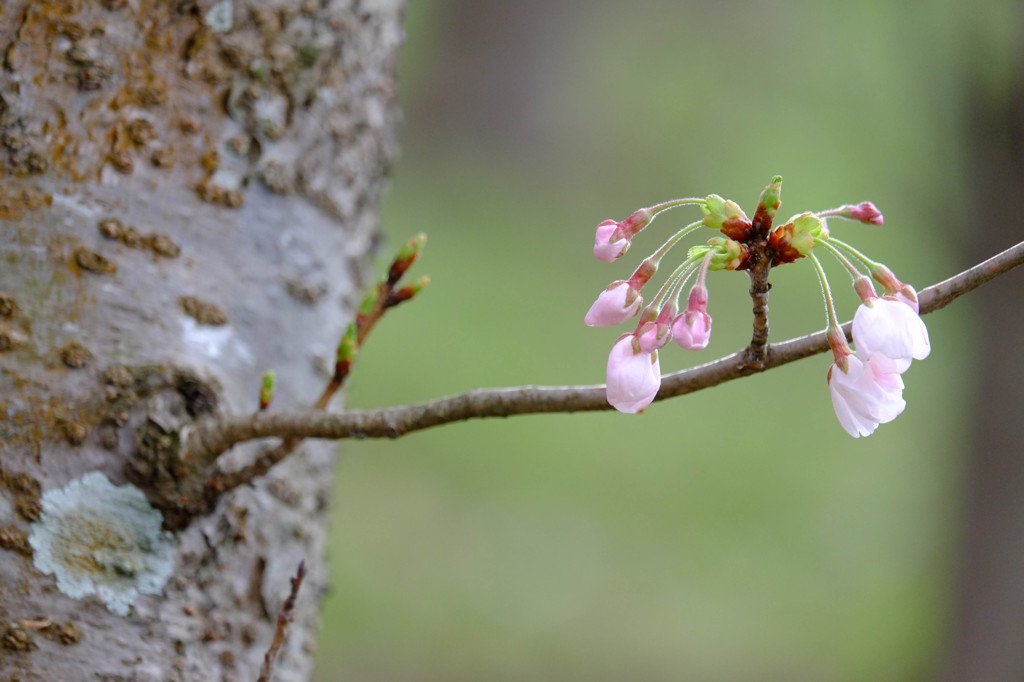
[
  {"xmin": 828, "ymin": 354, "xmax": 906, "ymax": 438},
  {"xmin": 584, "ymin": 281, "xmax": 642, "ymax": 327},
  {"xmin": 593, "ymin": 219, "xmax": 630, "ymax": 262},
  {"xmin": 583, "ymin": 177, "xmax": 927, "ymax": 434},
  {"xmin": 672, "ymin": 285, "xmax": 712, "ymax": 350},
  {"xmin": 606, "ymin": 334, "xmax": 661, "ymax": 413},
  {"xmin": 637, "ymin": 303, "xmax": 676, "ymax": 353},
  {"xmin": 844, "ymin": 201, "xmax": 884, "ymax": 225},
  {"xmin": 852, "ymin": 297, "xmax": 930, "ymax": 373}
]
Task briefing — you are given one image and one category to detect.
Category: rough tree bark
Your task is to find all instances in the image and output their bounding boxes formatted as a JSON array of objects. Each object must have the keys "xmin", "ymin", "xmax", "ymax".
[{"xmin": 0, "ymin": 1, "xmax": 404, "ymax": 680}]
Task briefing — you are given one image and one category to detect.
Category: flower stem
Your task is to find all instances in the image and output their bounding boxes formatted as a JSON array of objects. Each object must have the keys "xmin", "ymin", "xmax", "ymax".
[
  {"xmin": 651, "ymin": 256, "xmax": 700, "ymax": 310},
  {"xmin": 645, "ymin": 198, "xmax": 708, "ymax": 216},
  {"xmin": 808, "ymin": 253, "xmax": 842, "ymax": 331},
  {"xmin": 665, "ymin": 261, "xmax": 700, "ymax": 308},
  {"xmin": 816, "ymin": 238, "xmax": 863, "ymax": 280},
  {"xmin": 809, "ymin": 252, "xmax": 852, "ymax": 364},
  {"xmin": 696, "ymin": 248, "xmax": 713, "ymax": 286},
  {"xmin": 823, "ymin": 236, "xmax": 881, "ymax": 271},
  {"xmin": 628, "ymin": 220, "xmax": 703, "ymax": 288},
  {"xmin": 647, "ymin": 220, "xmax": 704, "ymax": 264}
]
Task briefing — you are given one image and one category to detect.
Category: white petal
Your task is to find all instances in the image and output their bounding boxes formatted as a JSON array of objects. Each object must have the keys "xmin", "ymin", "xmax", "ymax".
[
  {"xmin": 852, "ymin": 299, "xmax": 930, "ymax": 371},
  {"xmin": 606, "ymin": 336, "xmax": 661, "ymax": 413}
]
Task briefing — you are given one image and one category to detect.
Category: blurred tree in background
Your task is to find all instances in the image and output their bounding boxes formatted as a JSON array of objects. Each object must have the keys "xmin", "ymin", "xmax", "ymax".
[{"xmin": 317, "ymin": 1, "xmax": 1024, "ymax": 680}]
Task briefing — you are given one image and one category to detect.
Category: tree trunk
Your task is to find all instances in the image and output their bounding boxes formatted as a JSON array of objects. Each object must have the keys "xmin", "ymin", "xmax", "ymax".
[
  {"xmin": 0, "ymin": 1, "xmax": 404, "ymax": 679},
  {"xmin": 940, "ymin": 48, "xmax": 1024, "ymax": 682}
]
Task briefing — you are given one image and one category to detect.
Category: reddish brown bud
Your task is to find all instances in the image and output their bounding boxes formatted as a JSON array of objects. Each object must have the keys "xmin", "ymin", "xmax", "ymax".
[
  {"xmin": 387, "ymin": 233, "xmax": 427, "ymax": 285},
  {"xmin": 720, "ymin": 216, "xmax": 753, "ymax": 241}
]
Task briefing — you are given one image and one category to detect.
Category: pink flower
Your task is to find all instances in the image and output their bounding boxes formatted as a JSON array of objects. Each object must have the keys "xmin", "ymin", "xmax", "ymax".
[
  {"xmin": 852, "ymin": 297, "xmax": 930, "ymax": 373},
  {"xmin": 585, "ymin": 281, "xmax": 642, "ymax": 327},
  {"xmin": 635, "ymin": 322, "xmax": 667, "ymax": 354},
  {"xmin": 673, "ymin": 311, "xmax": 712, "ymax": 350},
  {"xmin": 636, "ymin": 303, "xmax": 676, "ymax": 353},
  {"xmin": 844, "ymin": 201, "xmax": 884, "ymax": 225},
  {"xmin": 593, "ymin": 219, "xmax": 630, "ymax": 262},
  {"xmin": 672, "ymin": 284, "xmax": 712, "ymax": 350},
  {"xmin": 828, "ymin": 354, "xmax": 906, "ymax": 437},
  {"xmin": 606, "ymin": 334, "xmax": 661, "ymax": 413}
]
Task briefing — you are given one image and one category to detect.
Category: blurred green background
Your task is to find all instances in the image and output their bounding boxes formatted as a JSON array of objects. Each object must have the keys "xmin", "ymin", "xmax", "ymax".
[{"xmin": 315, "ymin": 2, "xmax": 1021, "ymax": 680}]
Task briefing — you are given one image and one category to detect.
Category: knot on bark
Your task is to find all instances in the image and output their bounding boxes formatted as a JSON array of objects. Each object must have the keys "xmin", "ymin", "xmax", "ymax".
[{"xmin": 101, "ymin": 364, "xmax": 221, "ymax": 530}]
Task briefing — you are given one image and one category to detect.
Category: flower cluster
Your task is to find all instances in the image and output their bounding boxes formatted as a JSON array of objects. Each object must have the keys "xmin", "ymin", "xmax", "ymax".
[
  {"xmin": 585, "ymin": 177, "xmax": 929, "ymax": 437},
  {"xmin": 586, "ymin": 195, "xmax": 750, "ymax": 413},
  {"xmin": 825, "ymin": 271, "xmax": 929, "ymax": 437}
]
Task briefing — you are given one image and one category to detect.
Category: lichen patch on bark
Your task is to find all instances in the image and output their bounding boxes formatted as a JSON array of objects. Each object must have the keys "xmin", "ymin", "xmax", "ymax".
[{"xmin": 28, "ymin": 471, "xmax": 176, "ymax": 616}]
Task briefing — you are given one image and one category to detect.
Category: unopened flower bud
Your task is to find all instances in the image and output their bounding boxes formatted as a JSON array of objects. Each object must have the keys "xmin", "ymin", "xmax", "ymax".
[
  {"xmin": 768, "ymin": 212, "xmax": 824, "ymax": 263},
  {"xmin": 593, "ymin": 219, "xmax": 629, "ymax": 262},
  {"xmin": 636, "ymin": 303, "xmax": 676, "ymax": 353},
  {"xmin": 605, "ymin": 333, "xmax": 661, "ymax": 414},
  {"xmin": 747, "ymin": 175, "xmax": 782, "ymax": 237},
  {"xmin": 389, "ymin": 276, "xmax": 430, "ymax": 306},
  {"xmin": 703, "ymin": 194, "xmax": 726, "ymax": 215},
  {"xmin": 388, "ymin": 233, "xmax": 427, "ymax": 285},
  {"xmin": 794, "ymin": 212, "xmax": 827, "ymax": 239},
  {"xmin": 843, "ymin": 201, "xmax": 884, "ymax": 225},
  {"xmin": 395, "ymin": 232, "xmax": 427, "ymax": 263},
  {"xmin": 592, "ymin": 207, "xmax": 660, "ymax": 263},
  {"xmin": 672, "ymin": 285, "xmax": 712, "ymax": 350},
  {"xmin": 758, "ymin": 175, "xmax": 783, "ymax": 220},
  {"xmin": 335, "ymin": 322, "xmax": 359, "ymax": 376},
  {"xmin": 259, "ymin": 370, "xmax": 276, "ymax": 410},
  {"xmin": 701, "ymin": 194, "xmax": 751, "ymax": 240},
  {"xmin": 703, "ymin": 237, "xmax": 748, "ymax": 270},
  {"xmin": 585, "ymin": 281, "xmax": 642, "ymax": 327}
]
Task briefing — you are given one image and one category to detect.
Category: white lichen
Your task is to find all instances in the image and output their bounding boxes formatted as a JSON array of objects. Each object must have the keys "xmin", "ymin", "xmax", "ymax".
[
  {"xmin": 205, "ymin": 0, "xmax": 234, "ymax": 33},
  {"xmin": 29, "ymin": 472, "xmax": 176, "ymax": 616}
]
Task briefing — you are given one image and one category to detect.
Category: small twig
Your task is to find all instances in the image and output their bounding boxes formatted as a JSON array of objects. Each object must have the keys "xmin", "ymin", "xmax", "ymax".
[
  {"xmin": 204, "ymin": 236, "xmax": 427, "ymax": 499},
  {"xmin": 744, "ymin": 247, "xmax": 772, "ymax": 368},
  {"xmin": 256, "ymin": 560, "xmax": 307, "ymax": 682},
  {"xmin": 187, "ymin": 239, "xmax": 1024, "ymax": 486},
  {"xmin": 743, "ymin": 176, "xmax": 782, "ymax": 367}
]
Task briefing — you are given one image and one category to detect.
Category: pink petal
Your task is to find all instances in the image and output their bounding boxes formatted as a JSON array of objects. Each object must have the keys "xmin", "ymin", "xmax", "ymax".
[
  {"xmin": 672, "ymin": 311, "xmax": 712, "ymax": 350},
  {"xmin": 828, "ymin": 355, "xmax": 906, "ymax": 438},
  {"xmin": 852, "ymin": 298, "xmax": 930, "ymax": 372},
  {"xmin": 585, "ymin": 282, "xmax": 641, "ymax": 327},
  {"xmin": 606, "ymin": 335, "xmax": 661, "ymax": 413},
  {"xmin": 593, "ymin": 220, "xmax": 629, "ymax": 262}
]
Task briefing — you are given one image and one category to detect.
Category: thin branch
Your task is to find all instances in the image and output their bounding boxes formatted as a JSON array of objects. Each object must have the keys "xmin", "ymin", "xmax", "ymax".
[
  {"xmin": 190, "ymin": 239, "xmax": 1024, "ymax": 488},
  {"xmin": 744, "ymin": 250, "xmax": 772, "ymax": 367},
  {"xmin": 743, "ymin": 175, "xmax": 782, "ymax": 366},
  {"xmin": 256, "ymin": 560, "xmax": 307, "ymax": 682},
  {"xmin": 203, "ymin": 236, "xmax": 428, "ymax": 497}
]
